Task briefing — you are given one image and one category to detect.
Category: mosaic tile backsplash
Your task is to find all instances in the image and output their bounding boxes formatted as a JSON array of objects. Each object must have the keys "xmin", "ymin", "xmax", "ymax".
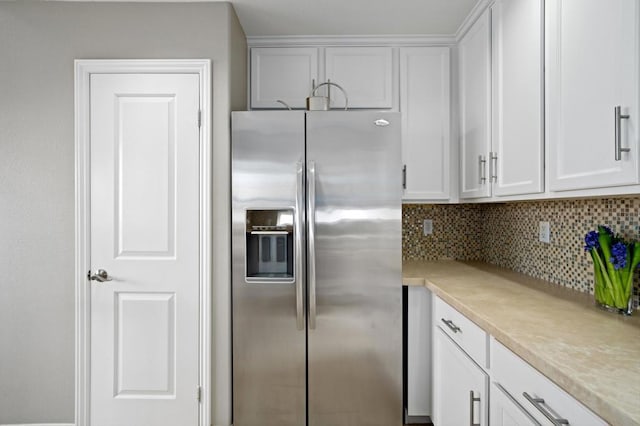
[{"xmin": 403, "ymin": 197, "xmax": 640, "ymax": 308}]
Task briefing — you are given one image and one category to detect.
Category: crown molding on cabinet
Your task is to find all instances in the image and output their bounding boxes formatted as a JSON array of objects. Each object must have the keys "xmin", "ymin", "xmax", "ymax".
[
  {"xmin": 247, "ymin": 0, "xmax": 492, "ymax": 48},
  {"xmin": 247, "ymin": 34, "xmax": 457, "ymax": 47},
  {"xmin": 455, "ymin": 0, "xmax": 493, "ymax": 41}
]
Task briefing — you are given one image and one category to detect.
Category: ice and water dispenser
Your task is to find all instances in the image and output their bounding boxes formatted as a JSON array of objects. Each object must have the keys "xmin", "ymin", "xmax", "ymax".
[{"xmin": 245, "ymin": 209, "xmax": 294, "ymax": 282}]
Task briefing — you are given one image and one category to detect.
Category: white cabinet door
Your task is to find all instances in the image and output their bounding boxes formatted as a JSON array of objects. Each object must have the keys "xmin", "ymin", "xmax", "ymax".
[
  {"xmin": 547, "ymin": 0, "xmax": 639, "ymax": 191},
  {"xmin": 406, "ymin": 287, "xmax": 432, "ymax": 417},
  {"xmin": 400, "ymin": 47, "xmax": 450, "ymax": 201},
  {"xmin": 490, "ymin": 383, "xmax": 540, "ymax": 426},
  {"xmin": 491, "ymin": 0, "xmax": 544, "ymax": 197},
  {"xmin": 250, "ymin": 47, "xmax": 318, "ymax": 109},
  {"xmin": 459, "ymin": 9, "xmax": 492, "ymax": 199},
  {"xmin": 433, "ymin": 327, "xmax": 488, "ymax": 426},
  {"xmin": 324, "ymin": 47, "xmax": 393, "ymax": 109}
]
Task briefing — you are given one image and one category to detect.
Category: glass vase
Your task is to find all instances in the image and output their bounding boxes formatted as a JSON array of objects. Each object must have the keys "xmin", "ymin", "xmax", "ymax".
[{"xmin": 593, "ymin": 273, "xmax": 633, "ymax": 315}]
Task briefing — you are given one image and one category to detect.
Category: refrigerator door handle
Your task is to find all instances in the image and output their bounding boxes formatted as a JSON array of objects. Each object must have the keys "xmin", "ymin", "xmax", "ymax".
[
  {"xmin": 295, "ymin": 162, "xmax": 305, "ymax": 331},
  {"xmin": 307, "ymin": 161, "xmax": 317, "ymax": 330}
]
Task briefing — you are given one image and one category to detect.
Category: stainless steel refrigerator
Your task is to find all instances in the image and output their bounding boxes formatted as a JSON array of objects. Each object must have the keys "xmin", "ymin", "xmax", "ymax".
[{"xmin": 231, "ymin": 111, "xmax": 402, "ymax": 426}]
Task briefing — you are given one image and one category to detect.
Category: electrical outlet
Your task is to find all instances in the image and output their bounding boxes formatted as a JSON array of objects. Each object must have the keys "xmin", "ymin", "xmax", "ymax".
[
  {"xmin": 539, "ymin": 221, "xmax": 551, "ymax": 243},
  {"xmin": 423, "ymin": 219, "xmax": 433, "ymax": 236}
]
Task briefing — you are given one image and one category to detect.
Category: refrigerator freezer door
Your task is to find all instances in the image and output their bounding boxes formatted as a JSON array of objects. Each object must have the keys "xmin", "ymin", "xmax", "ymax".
[
  {"xmin": 232, "ymin": 111, "xmax": 306, "ymax": 426},
  {"xmin": 306, "ymin": 111, "xmax": 403, "ymax": 426}
]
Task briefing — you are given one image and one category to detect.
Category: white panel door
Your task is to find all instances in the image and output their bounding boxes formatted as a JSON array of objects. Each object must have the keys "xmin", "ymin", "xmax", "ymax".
[
  {"xmin": 459, "ymin": 10, "xmax": 492, "ymax": 199},
  {"xmin": 400, "ymin": 47, "xmax": 451, "ymax": 201},
  {"xmin": 491, "ymin": 0, "xmax": 544, "ymax": 197},
  {"xmin": 89, "ymin": 73, "xmax": 200, "ymax": 426},
  {"xmin": 324, "ymin": 47, "xmax": 393, "ymax": 109},
  {"xmin": 432, "ymin": 327, "xmax": 488, "ymax": 426},
  {"xmin": 547, "ymin": 0, "xmax": 639, "ymax": 191},
  {"xmin": 251, "ymin": 47, "xmax": 318, "ymax": 109}
]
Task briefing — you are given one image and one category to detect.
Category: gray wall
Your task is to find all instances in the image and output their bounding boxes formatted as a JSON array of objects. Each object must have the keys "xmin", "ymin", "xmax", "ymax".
[{"xmin": 0, "ymin": 2, "xmax": 246, "ymax": 424}]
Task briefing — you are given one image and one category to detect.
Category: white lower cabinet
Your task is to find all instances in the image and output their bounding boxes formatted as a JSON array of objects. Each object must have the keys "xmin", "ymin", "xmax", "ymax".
[
  {"xmin": 433, "ymin": 326, "xmax": 488, "ymax": 426},
  {"xmin": 432, "ymin": 297, "xmax": 607, "ymax": 426},
  {"xmin": 491, "ymin": 338, "xmax": 607, "ymax": 426}
]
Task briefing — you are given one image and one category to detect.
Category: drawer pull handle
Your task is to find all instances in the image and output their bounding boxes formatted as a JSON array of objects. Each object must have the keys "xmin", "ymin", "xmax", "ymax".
[
  {"xmin": 441, "ymin": 318, "xmax": 461, "ymax": 333},
  {"xmin": 523, "ymin": 392, "xmax": 569, "ymax": 425},
  {"xmin": 469, "ymin": 390, "xmax": 481, "ymax": 426}
]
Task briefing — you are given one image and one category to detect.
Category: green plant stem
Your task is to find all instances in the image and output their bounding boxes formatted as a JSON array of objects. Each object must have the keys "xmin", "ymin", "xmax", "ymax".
[
  {"xmin": 625, "ymin": 243, "xmax": 640, "ymax": 305},
  {"xmin": 592, "ymin": 250, "xmax": 616, "ymax": 306}
]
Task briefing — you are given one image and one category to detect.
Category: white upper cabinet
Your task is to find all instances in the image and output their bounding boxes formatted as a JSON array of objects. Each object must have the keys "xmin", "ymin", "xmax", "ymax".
[
  {"xmin": 400, "ymin": 47, "xmax": 451, "ymax": 201},
  {"xmin": 460, "ymin": 2, "xmax": 544, "ymax": 200},
  {"xmin": 250, "ymin": 46, "xmax": 393, "ymax": 110},
  {"xmin": 547, "ymin": 0, "xmax": 640, "ymax": 191},
  {"xmin": 459, "ymin": 9, "xmax": 492, "ymax": 199},
  {"xmin": 491, "ymin": 0, "xmax": 544, "ymax": 197},
  {"xmin": 251, "ymin": 47, "xmax": 318, "ymax": 109},
  {"xmin": 324, "ymin": 47, "xmax": 393, "ymax": 109}
]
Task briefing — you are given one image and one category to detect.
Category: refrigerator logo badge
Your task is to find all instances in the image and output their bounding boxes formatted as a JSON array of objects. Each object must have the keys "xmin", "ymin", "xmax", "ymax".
[{"xmin": 374, "ymin": 119, "xmax": 390, "ymax": 127}]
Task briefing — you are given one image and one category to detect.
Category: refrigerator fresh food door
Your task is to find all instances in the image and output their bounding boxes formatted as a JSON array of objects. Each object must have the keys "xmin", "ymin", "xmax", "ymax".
[
  {"xmin": 232, "ymin": 111, "xmax": 306, "ymax": 426},
  {"xmin": 306, "ymin": 111, "xmax": 403, "ymax": 426}
]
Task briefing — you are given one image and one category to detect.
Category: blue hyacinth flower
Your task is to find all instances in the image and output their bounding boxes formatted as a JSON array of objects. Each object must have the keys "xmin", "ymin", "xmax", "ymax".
[
  {"xmin": 610, "ymin": 241, "xmax": 628, "ymax": 270},
  {"xmin": 584, "ymin": 230, "xmax": 600, "ymax": 251}
]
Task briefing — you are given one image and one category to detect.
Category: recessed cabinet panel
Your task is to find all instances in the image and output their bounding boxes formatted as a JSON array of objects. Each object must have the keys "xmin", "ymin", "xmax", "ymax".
[
  {"xmin": 400, "ymin": 47, "xmax": 450, "ymax": 201},
  {"xmin": 548, "ymin": 0, "xmax": 639, "ymax": 191},
  {"xmin": 251, "ymin": 47, "xmax": 318, "ymax": 109},
  {"xmin": 459, "ymin": 9, "xmax": 492, "ymax": 199},
  {"xmin": 324, "ymin": 47, "xmax": 393, "ymax": 109},
  {"xmin": 491, "ymin": 0, "xmax": 544, "ymax": 197}
]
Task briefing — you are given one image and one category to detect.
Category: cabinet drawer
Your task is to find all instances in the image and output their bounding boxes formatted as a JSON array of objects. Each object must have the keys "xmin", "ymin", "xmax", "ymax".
[
  {"xmin": 434, "ymin": 296, "xmax": 488, "ymax": 368},
  {"xmin": 491, "ymin": 338, "xmax": 607, "ymax": 426}
]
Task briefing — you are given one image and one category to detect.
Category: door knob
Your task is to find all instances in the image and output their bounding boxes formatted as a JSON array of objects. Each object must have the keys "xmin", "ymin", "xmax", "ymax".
[{"xmin": 89, "ymin": 269, "xmax": 112, "ymax": 282}]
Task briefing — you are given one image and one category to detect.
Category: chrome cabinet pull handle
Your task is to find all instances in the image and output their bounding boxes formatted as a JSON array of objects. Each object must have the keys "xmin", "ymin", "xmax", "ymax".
[
  {"xmin": 402, "ymin": 164, "xmax": 407, "ymax": 190},
  {"xmin": 307, "ymin": 161, "xmax": 317, "ymax": 330},
  {"xmin": 479, "ymin": 155, "xmax": 487, "ymax": 184},
  {"xmin": 88, "ymin": 269, "xmax": 112, "ymax": 283},
  {"xmin": 490, "ymin": 152, "xmax": 498, "ymax": 183},
  {"xmin": 615, "ymin": 106, "xmax": 630, "ymax": 161},
  {"xmin": 294, "ymin": 162, "xmax": 305, "ymax": 331},
  {"xmin": 469, "ymin": 390, "xmax": 481, "ymax": 426},
  {"xmin": 441, "ymin": 318, "xmax": 461, "ymax": 333},
  {"xmin": 523, "ymin": 392, "xmax": 569, "ymax": 425}
]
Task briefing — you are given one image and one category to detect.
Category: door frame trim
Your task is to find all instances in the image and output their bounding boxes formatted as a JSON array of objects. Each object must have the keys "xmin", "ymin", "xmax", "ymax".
[{"xmin": 74, "ymin": 59, "xmax": 212, "ymax": 426}]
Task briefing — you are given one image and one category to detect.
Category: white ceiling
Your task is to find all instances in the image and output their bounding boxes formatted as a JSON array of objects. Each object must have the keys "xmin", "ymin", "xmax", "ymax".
[
  {"xmin": 55, "ymin": 0, "xmax": 480, "ymax": 37},
  {"xmin": 228, "ymin": 0, "xmax": 479, "ymax": 37}
]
